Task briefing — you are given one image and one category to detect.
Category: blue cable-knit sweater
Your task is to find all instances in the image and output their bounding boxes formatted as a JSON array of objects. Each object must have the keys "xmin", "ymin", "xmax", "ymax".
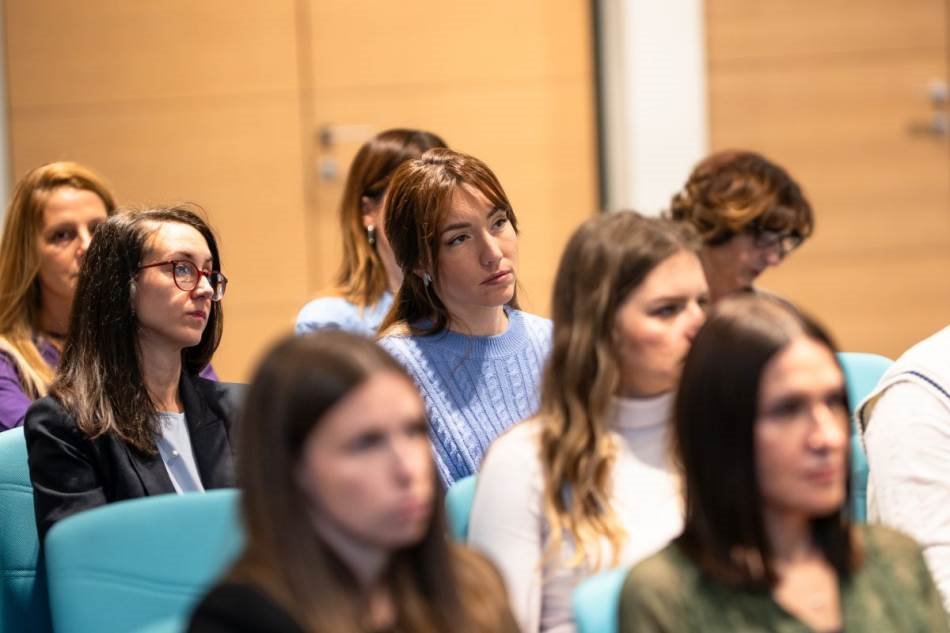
[{"xmin": 379, "ymin": 310, "xmax": 552, "ymax": 485}]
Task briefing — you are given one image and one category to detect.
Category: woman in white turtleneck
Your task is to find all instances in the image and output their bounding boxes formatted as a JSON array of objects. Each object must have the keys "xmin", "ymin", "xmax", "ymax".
[{"xmin": 468, "ymin": 212, "xmax": 709, "ymax": 633}]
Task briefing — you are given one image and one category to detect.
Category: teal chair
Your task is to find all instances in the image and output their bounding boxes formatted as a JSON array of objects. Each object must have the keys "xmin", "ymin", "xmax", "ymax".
[
  {"xmin": 837, "ymin": 352, "xmax": 892, "ymax": 523},
  {"xmin": 573, "ymin": 566, "xmax": 629, "ymax": 633},
  {"xmin": 133, "ymin": 616, "xmax": 186, "ymax": 633},
  {"xmin": 0, "ymin": 427, "xmax": 53, "ymax": 633},
  {"xmin": 445, "ymin": 474, "xmax": 478, "ymax": 541},
  {"xmin": 45, "ymin": 489, "xmax": 244, "ymax": 633}
]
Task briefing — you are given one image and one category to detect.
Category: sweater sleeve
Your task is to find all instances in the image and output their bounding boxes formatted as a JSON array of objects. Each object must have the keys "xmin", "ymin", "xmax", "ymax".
[
  {"xmin": 467, "ymin": 422, "xmax": 545, "ymax": 633},
  {"xmin": 0, "ymin": 352, "xmax": 34, "ymax": 430},
  {"xmin": 864, "ymin": 381, "xmax": 950, "ymax": 614}
]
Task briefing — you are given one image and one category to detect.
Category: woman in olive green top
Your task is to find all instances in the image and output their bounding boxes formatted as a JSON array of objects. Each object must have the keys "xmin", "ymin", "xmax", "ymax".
[{"xmin": 620, "ymin": 295, "xmax": 947, "ymax": 633}]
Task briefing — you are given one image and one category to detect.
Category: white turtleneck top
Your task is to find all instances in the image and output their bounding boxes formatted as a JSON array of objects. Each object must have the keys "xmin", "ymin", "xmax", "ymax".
[{"xmin": 467, "ymin": 393, "xmax": 682, "ymax": 633}]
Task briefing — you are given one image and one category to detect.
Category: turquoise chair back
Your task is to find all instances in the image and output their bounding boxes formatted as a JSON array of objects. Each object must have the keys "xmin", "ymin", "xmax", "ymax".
[
  {"xmin": 445, "ymin": 474, "xmax": 478, "ymax": 541},
  {"xmin": 45, "ymin": 489, "xmax": 244, "ymax": 633},
  {"xmin": 837, "ymin": 352, "xmax": 892, "ymax": 523},
  {"xmin": 0, "ymin": 427, "xmax": 53, "ymax": 633},
  {"xmin": 573, "ymin": 566, "xmax": 629, "ymax": 633}
]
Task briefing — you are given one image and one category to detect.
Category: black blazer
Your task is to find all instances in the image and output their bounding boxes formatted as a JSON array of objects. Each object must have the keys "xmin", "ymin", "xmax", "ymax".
[{"xmin": 25, "ymin": 373, "xmax": 244, "ymax": 541}]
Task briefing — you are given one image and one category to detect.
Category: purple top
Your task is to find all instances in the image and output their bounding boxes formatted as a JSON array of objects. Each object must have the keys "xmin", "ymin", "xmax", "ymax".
[{"xmin": 0, "ymin": 337, "xmax": 218, "ymax": 431}]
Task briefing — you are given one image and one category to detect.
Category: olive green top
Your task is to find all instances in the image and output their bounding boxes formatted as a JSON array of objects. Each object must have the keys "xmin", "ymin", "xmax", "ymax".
[{"xmin": 620, "ymin": 525, "xmax": 947, "ymax": 632}]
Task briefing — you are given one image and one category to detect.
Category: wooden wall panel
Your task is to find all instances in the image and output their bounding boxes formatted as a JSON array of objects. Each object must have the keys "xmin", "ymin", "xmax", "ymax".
[
  {"xmin": 707, "ymin": 0, "xmax": 945, "ymax": 64},
  {"xmin": 707, "ymin": 0, "xmax": 950, "ymax": 357},
  {"xmin": 303, "ymin": 0, "xmax": 598, "ymax": 316},
  {"xmin": 5, "ymin": 1, "xmax": 597, "ymax": 377}
]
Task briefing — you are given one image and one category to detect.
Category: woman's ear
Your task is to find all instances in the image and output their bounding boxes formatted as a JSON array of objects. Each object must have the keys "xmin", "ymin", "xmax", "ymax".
[{"xmin": 361, "ymin": 195, "xmax": 381, "ymax": 227}]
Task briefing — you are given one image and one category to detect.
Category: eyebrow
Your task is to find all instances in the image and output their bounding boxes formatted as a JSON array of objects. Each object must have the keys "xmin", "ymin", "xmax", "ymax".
[
  {"xmin": 164, "ymin": 251, "xmax": 214, "ymax": 266},
  {"xmin": 439, "ymin": 206, "xmax": 506, "ymax": 236}
]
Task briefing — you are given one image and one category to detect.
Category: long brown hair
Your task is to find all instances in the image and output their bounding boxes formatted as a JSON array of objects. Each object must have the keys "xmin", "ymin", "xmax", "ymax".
[
  {"xmin": 229, "ymin": 331, "xmax": 517, "ymax": 633},
  {"xmin": 378, "ymin": 148, "xmax": 519, "ymax": 336},
  {"xmin": 0, "ymin": 161, "xmax": 116, "ymax": 399},
  {"xmin": 669, "ymin": 149, "xmax": 814, "ymax": 246},
  {"xmin": 51, "ymin": 205, "xmax": 223, "ymax": 454},
  {"xmin": 674, "ymin": 295, "xmax": 857, "ymax": 587},
  {"xmin": 539, "ymin": 211, "xmax": 699, "ymax": 570},
  {"xmin": 336, "ymin": 129, "xmax": 447, "ymax": 308}
]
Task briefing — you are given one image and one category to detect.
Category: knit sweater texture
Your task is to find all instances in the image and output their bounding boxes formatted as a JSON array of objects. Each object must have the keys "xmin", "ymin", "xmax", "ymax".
[{"xmin": 378, "ymin": 309, "xmax": 551, "ymax": 484}]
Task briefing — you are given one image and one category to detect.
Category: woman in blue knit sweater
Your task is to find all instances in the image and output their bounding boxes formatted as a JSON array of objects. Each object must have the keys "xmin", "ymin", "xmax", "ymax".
[{"xmin": 377, "ymin": 148, "xmax": 552, "ymax": 485}]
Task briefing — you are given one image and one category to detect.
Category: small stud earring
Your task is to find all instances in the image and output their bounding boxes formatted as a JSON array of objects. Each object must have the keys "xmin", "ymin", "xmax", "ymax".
[
  {"xmin": 423, "ymin": 272, "xmax": 432, "ymax": 287},
  {"xmin": 366, "ymin": 225, "xmax": 376, "ymax": 246}
]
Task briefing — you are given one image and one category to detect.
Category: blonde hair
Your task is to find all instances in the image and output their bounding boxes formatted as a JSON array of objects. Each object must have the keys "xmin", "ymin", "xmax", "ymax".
[
  {"xmin": 0, "ymin": 161, "xmax": 115, "ymax": 399},
  {"xmin": 335, "ymin": 129, "xmax": 446, "ymax": 308},
  {"xmin": 539, "ymin": 211, "xmax": 699, "ymax": 570}
]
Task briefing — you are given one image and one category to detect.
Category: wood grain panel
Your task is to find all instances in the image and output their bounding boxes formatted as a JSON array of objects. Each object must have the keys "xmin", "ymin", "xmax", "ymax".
[
  {"xmin": 5, "ymin": 1, "xmax": 309, "ymax": 379},
  {"xmin": 709, "ymin": 53, "xmax": 950, "ymax": 254},
  {"xmin": 304, "ymin": 0, "xmax": 597, "ymax": 316},
  {"xmin": 308, "ymin": 0, "xmax": 590, "ymax": 88},
  {"xmin": 760, "ymin": 248, "xmax": 950, "ymax": 358},
  {"xmin": 304, "ymin": 80, "xmax": 597, "ymax": 314},
  {"xmin": 707, "ymin": 0, "xmax": 950, "ymax": 357},
  {"xmin": 707, "ymin": 0, "xmax": 946, "ymax": 65},
  {"xmin": 9, "ymin": 96, "xmax": 310, "ymax": 302},
  {"xmin": 5, "ymin": 0, "xmax": 299, "ymax": 107},
  {"xmin": 212, "ymin": 304, "xmax": 300, "ymax": 382}
]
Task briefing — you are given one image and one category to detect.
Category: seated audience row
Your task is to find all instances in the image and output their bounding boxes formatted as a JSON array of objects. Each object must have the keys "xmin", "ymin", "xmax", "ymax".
[
  {"xmin": 5, "ymin": 137, "xmax": 945, "ymax": 633},
  {"xmin": 0, "ymin": 163, "xmax": 216, "ymax": 432}
]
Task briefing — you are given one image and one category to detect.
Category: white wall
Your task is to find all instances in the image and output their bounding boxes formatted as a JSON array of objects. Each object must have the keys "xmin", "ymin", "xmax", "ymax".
[{"xmin": 597, "ymin": 0, "xmax": 708, "ymax": 215}]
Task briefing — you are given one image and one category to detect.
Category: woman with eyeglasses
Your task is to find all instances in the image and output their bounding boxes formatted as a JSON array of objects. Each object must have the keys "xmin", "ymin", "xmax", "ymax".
[
  {"xmin": 669, "ymin": 150, "xmax": 814, "ymax": 302},
  {"xmin": 296, "ymin": 129, "xmax": 447, "ymax": 337},
  {"xmin": 25, "ymin": 205, "xmax": 240, "ymax": 540},
  {"xmin": 619, "ymin": 295, "xmax": 946, "ymax": 632}
]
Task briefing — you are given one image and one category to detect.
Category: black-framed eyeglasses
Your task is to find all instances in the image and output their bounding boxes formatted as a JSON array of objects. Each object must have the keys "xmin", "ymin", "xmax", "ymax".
[
  {"xmin": 137, "ymin": 260, "xmax": 228, "ymax": 301},
  {"xmin": 746, "ymin": 224, "xmax": 803, "ymax": 259}
]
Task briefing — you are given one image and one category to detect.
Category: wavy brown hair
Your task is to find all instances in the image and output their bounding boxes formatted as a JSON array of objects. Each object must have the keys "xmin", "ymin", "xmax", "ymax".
[
  {"xmin": 669, "ymin": 150, "xmax": 814, "ymax": 247},
  {"xmin": 378, "ymin": 148, "xmax": 519, "ymax": 336},
  {"xmin": 675, "ymin": 295, "xmax": 857, "ymax": 587},
  {"xmin": 335, "ymin": 129, "xmax": 447, "ymax": 308},
  {"xmin": 0, "ymin": 161, "xmax": 116, "ymax": 400},
  {"xmin": 51, "ymin": 205, "xmax": 223, "ymax": 454},
  {"xmin": 229, "ymin": 331, "xmax": 518, "ymax": 633},
  {"xmin": 539, "ymin": 211, "xmax": 700, "ymax": 569}
]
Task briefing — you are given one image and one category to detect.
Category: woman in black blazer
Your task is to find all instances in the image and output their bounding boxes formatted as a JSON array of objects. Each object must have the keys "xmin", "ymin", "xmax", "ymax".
[{"xmin": 25, "ymin": 205, "xmax": 237, "ymax": 540}]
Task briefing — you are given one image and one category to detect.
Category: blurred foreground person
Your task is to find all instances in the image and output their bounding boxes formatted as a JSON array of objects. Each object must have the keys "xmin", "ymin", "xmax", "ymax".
[
  {"xmin": 189, "ymin": 331, "xmax": 518, "ymax": 633},
  {"xmin": 620, "ymin": 296, "xmax": 946, "ymax": 632}
]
